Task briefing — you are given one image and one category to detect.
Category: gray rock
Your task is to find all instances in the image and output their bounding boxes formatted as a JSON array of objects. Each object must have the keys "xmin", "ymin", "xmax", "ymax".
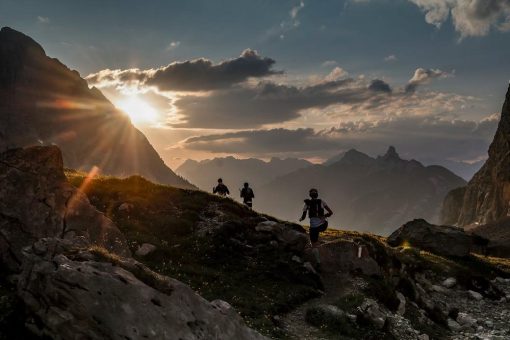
[
  {"xmin": 358, "ymin": 298, "xmax": 387, "ymax": 330},
  {"xmin": 255, "ymin": 221, "xmax": 308, "ymax": 252},
  {"xmin": 396, "ymin": 291, "xmax": 406, "ymax": 316},
  {"xmin": 135, "ymin": 243, "xmax": 157, "ymax": 257},
  {"xmin": 303, "ymin": 262, "xmax": 317, "ymax": 274},
  {"xmin": 448, "ymin": 318, "xmax": 462, "ymax": 332},
  {"xmin": 431, "ymin": 285, "xmax": 449, "ymax": 294},
  {"xmin": 442, "ymin": 277, "xmax": 457, "ymax": 288},
  {"xmin": 312, "ymin": 239, "xmax": 382, "ymax": 276},
  {"xmin": 254, "ymin": 221, "xmax": 278, "ymax": 232},
  {"xmin": 0, "ymin": 146, "xmax": 130, "ymax": 271},
  {"xmin": 468, "ymin": 290, "xmax": 483, "ymax": 301},
  {"xmin": 17, "ymin": 238, "xmax": 267, "ymax": 340},
  {"xmin": 387, "ymin": 219, "xmax": 476, "ymax": 257},
  {"xmin": 118, "ymin": 202, "xmax": 134, "ymax": 212},
  {"xmin": 457, "ymin": 313, "xmax": 477, "ymax": 328}
]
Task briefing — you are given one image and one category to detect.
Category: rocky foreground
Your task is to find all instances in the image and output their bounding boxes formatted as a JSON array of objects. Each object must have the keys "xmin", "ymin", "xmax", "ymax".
[{"xmin": 2, "ymin": 146, "xmax": 510, "ymax": 339}]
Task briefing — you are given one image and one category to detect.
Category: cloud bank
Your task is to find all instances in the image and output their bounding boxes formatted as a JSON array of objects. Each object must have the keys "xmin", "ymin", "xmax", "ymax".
[
  {"xmin": 86, "ymin": 49, "xmax": 280, "ymax": 91},
  {"xmin": 409, "ymin": 0, "xmax": 510, "ymax": 38}
]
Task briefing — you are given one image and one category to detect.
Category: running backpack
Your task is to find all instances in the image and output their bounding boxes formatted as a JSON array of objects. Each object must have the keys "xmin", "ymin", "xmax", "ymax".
[{"xmin": 305, "ymin": 199, "xmax": 324, "ymax": 218}]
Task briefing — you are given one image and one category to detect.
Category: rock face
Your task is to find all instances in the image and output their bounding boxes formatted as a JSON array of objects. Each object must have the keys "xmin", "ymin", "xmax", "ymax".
[
  {"xmin": 0, "ymin": 27, "xmax": 193, "ymax": 189},
  {"xmin": 0, "ymin": 146, "xmax": 265, "ymax": 339},
  {"xmin": 311, "ymin": 239, "xmax": 382, "ymax": 276},
  {"xmin": 0, "ymin": 146, "xmax": 130, "ymax": 271},
  {"xmin": 387, "ymin": 219, "xmax": 476, "ymax": 257},
  {"xmin": 18, "ymin": 238, "xmax": 265, "ymax": 340},
  {"xmin": 442, "ymin": 85, "xmax": 510, "ymax": 227}
]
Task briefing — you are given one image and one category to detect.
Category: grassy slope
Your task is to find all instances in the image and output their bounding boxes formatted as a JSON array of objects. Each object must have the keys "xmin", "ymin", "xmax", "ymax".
[{"xmin": 66, "ymin": 171, "xmax": 321, "ymax": 337}]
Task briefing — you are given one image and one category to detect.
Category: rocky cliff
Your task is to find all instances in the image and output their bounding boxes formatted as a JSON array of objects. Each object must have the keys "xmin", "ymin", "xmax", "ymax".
[
  {"xmin": 0, "ymin": 146, "xmax": 264, "ymax": 339},
  {"xmin": 442, "ymin": 85, "xmax": 510, "ymax": 227},
  {"xmin": 0, "ymin": 27, "xmax": 193, "ymax": 189}
]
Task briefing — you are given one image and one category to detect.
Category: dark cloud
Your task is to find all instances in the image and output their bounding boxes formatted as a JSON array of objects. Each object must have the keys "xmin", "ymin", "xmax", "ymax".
[
  {"xmin": 178, "ymin": 114, "xmax": 498, "ymax": 162},
  {"xmin": 86, "ymin": 49, "xmax": 280, "ymax": 91},
  {"xmin": 368, "ymin": 79, "xmax": 392, "ymax": 93},
  {"xmin": 182, "ymin": 128, "xmax": 340, "ymax": 154},
  {"xmin": 171, "ymin": 78, "xmax": 391, "ymax": 129}
]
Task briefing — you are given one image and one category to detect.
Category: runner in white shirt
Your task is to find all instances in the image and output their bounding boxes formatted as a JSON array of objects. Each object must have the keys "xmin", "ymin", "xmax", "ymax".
[{"xmin": 299, "ymin": 188, "xmax": 333, "ymax": 272}]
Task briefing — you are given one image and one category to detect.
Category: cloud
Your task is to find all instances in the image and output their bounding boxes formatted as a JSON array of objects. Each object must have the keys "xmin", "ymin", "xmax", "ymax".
[
  {"xmin": 86, "ymin": 49, "xmax": 280, "ymax": 91},
  {"xmin": 180, "ymin": 128, "xmax": 340, "ymax": 154},
  {"xmin": 290, "ymin": 1, "xmax": 305, "ymax": 20},
  {"xmin": 37, "ymin": 16, "xmax": 50, "ymax": 24},
  {"xmin": 324, "ymin": 67, "xmax": 349, "ymax": 81},
  {"xmin": 405, "ymin": 67, "xmax": 452, "ymax": 93},
  {"xmin": 368, "ymin": 79, "xmax": 392, "ymax": 93},
  {"xmin": 176, "ymin": 113, "xmax": 498, "ymax": 162},
  {"xmin": 409, "ymin": 0, "xmax": 510, "ymax": 38},
  {"xmin": 322, "ymin": 60, "xmax": 338, "ymax": 67},
  {"xmin": 384, "ymin": 54, "xmax": 397, "ymax": 62},
  {"xmin": 166, "ymin": 41, "xmax": 180, "ymax": 51},
  {"xmin": 170, "ymin": 77, "xmax": 395, "ymax": 129},
  {"xmin": 264, "ymin": 1, "xmax": 305, "ymax": 41}
]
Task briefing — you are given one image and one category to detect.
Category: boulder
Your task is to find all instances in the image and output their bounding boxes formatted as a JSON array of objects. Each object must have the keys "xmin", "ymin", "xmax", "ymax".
[
  {"xmin": 135, "ymin": 243, "xmax": 157, "ymax": 257},
  {"xmin": 468, "ymin": 290, "xmax": 483, "ymax": 301},
  {"xmin": 305, "ymin": 304, "xmax": 349, "ymax": 329},
  {"xmin": 0, "ymin": 146, "xmax": 130, "ymax": 271},
  {"xmin": 17, "ymin": 238, "xmax": 266, "ymax": 340},
  {"xmin": 447, "ymin": 318, "xmax": 462, "ymax": 332},
  {"xmin": 396, "ymin": 291, "xmax": 406, "ymax": 316},
  {"xmin": 442, "ymin": 277, "xmax": 457, "ymax": 288},
  {"xmin": 357, "ymin": 298, "xmax": 387, "ymax": 330},
  {"xmin": 254, "ymin": 221, "xmax": 308, "ymax": 252},
  {"xmin": 118, "ymin": 202, "xmax": 134, "ymax": 212},
  {"xmin": 311, "ymin": 239, "xmax": 382, "ymax": 276},
  {"xmin": 387, "ymin": 219, "xmax": 475, "ymax": 257},
  {"xmin": 456, "ymin": 313, "xmax": 477, "ymax": 328}
]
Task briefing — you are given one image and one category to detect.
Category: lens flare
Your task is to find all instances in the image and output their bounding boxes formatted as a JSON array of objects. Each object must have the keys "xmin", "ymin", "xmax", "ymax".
[{"xmin": 116, "ymin": 96, "xmax": 158, "ymax": 124}]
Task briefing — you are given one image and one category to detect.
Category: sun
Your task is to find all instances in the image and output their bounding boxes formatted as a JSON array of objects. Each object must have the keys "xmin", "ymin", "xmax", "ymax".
[{"xmin": 116, "ymin": 96, "xmax": 158, "ymax": 124}]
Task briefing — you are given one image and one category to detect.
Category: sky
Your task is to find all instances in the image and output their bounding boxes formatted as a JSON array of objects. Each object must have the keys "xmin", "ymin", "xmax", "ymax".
[{"xmin": 1, "ymin": 0, "xmax": 509, "ymax": 169}]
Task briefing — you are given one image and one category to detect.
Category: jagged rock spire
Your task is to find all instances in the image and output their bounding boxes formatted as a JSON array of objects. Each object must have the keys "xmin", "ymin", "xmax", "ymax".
[{"xmin": 442, "ymin": 84, "xmax": 510, "ymax": 226}]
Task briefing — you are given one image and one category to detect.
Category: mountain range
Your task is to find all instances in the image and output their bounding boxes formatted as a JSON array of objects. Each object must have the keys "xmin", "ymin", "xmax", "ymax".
[
  {"xmin": 176, "ymin": 156, "xmax": 312, "ymax": 191},
  {"xmin": 255, "ymin": 146, "xmax": 466, "ymax": 235},
  {"xmin": 0, "ymin": 27, "xmax": 193, "ymax": 189}
]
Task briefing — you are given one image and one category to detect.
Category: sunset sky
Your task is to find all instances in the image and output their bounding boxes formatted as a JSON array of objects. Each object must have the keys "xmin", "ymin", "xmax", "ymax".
[{"xmin": 2, "ymin": 0, "xmax": 510, "ymax": 168}]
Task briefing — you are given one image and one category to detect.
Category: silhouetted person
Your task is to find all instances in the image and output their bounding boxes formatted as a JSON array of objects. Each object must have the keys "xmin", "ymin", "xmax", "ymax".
[
  {"xmin": 299, "ymin": 188, "xmax": 333, "ymax": 271},
  {"xmin": 240, "ymin": 182, "xmax": 255, "ymax": 209},
  {"xmin": 213, "ymin": 178, "xmax": 230, "ymax": 196}
]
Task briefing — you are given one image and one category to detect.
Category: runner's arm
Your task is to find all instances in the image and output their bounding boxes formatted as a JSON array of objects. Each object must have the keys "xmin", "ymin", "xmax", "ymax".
[
  {"xmin": 324, "ymin": 202, "xmax": 333, "ymax": 218},
  {"xmin": 299, "ymin": 204, "xmax": 308, "ymax": 221}
]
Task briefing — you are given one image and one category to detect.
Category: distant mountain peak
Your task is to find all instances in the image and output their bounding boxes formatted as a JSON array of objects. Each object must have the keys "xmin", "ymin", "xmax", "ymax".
[
  {"xmin": 379, "ymin": 146, "xmax": 401, "ymax": 162},
  {"xmin": 334, "ymin": 149, "xmax": 374, "ymax": 166}
]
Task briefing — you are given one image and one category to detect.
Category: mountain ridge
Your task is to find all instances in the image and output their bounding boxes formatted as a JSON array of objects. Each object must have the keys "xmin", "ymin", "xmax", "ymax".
[
  {"xmin": 0, "ymin": 27, "xmax": 194, "ymax": 189},
  {"xmin": 257, "ymin": 146, "xmax": 466, "ymax": 235}
]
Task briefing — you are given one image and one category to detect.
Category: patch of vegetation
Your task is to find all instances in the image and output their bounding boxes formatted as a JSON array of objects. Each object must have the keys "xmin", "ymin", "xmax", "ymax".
[{"xmin": 67, "ymin": 173, "xmax": 321, "ymax": 338}]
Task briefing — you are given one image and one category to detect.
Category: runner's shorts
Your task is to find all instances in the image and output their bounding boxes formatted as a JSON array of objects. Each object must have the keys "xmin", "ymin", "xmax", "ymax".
[{"xmin": 309, "ymin": 221, "xmax": 328, "ymax": 242}]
